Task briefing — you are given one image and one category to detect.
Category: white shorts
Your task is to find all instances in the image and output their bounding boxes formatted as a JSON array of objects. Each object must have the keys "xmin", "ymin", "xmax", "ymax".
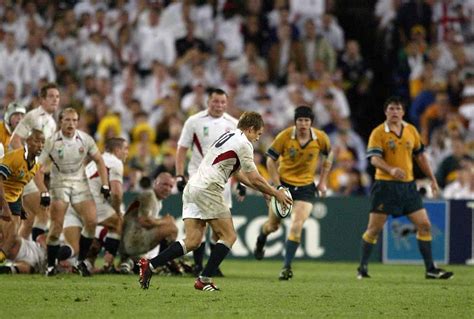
[
  {"xmin": 223, "ymin": 181, "xmax": 232, "ymax": 208},
  {"xmin": 22, "ymin": 179, "xmax": 39, "ymax": 197},
  {"xmin": 182, "ymin": 184, "xmax": 231, "ymax": 220},
  {"xmin": 50, "ymin": 179, "xmax": 93, "ymax": 204},
  {"xmin": 15, "ymin": 238, "xmax": 46, "ymax": 273},
  {"xmin": 63, "ymin": 207, "xmax": 82, "ymax": 228},
  {"xmin": 63, "ymin": 201, "xmax": 115, "ymax": 228}
]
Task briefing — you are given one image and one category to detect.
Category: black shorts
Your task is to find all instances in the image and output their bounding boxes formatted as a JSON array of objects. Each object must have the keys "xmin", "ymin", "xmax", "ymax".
[
  {"xmin": 7, "ymin": 199, "xmax": 25, "ymax": 219},
  {"xmin": 369, "ymin": 180, "xmax": 423, "ymax": 217},
  {"xmin": 280, "ymin": 181, "xmax": 318, "ymax": 203}
]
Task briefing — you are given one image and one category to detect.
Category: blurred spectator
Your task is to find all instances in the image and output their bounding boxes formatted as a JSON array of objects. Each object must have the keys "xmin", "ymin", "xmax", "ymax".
[
  {"xmin": 141, "ymin": 60, "xmax": 177, "ymax": 113},
  {"xmin": 47, "ymin": 19, "xmax": 78, "ymax": 71},
  {"xmin": 338, "ymin": 39, "xmax": 373, "ymax": 120},
  {"xmin": 78, "ymin": 24, "xmax": 113, "ymax": 78},
  {"xmin": 215, "ymin": 2, "xmax": 244, "ymax": 59},
  {"xmin": 242, "ymin": 14, "xmax": 271, "ymax": 56},
  {"xmin": 320, "ymin": 13, "xmax": 345, "ymax": 53},
  {"xmin": 395, "ymin": 0, "xmax": 433, "ymax": 45},
  {"xmin": 135, "ymin": 7, "xmax": 176, "ymax": 73},
  {"xmin": 458, "ymin": 84, "xmax": 474, "ymax": 132},
  {"xmin": 267, "ymin": 22, "xmax": 304, "ymax": 85},
  {"xmin": 435, "ymin": 136, "xmax": 470, "ymax": 188},
  {"xmin": 18, "ymin": 31, "xmax": 56, "ymax": 96},
  {"xmin": 420, "ymin": 91, "xmax": 455, "ymax": 145},
  {"xmin": 328, "ymin": 149, "xmax": 366, "ymax": 196},
  {"xmin": 443, "ymin": 158, "xmax": 474, "ymax": 199},
  {"xmin": 230, "ymin": 42, "xmax": 268, "ymax": 82},
  {"xmin": 329, "ymin": 118, "xmax": 367, "ymax": 173},
  {"xmin": 0, "ymin": 32, "xmax": 22, "ymax": 96},
  {"xmin": 301, "ymin": 18, "xmax": 336, "ymax": 74},
  {"xmin": 175, "ymin": 20, "xmax": 208, "ymax": 58},
  {"xmin": 289, "ymin": 0, "xmax": 325, "ymax": 29},
  {"xmin": 409, "ymin": 63, "xmax": 444, "ymax": 127},
  {"xmin": 180, "ymin": 79, "xmax": 207, "ymax": 115}
]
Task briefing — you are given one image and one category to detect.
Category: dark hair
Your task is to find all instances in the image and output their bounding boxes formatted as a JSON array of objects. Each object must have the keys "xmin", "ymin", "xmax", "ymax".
[
  {"xmin": 383, "ymin": 96, "xmax": 405, "ymax": 112},
  {"xmin": 237, "ymin": 111, "xmax": 264, "ymax": 130},
  {"xmin": 208, "ymin": 88, "xmax": 228, "ymax": 98},
  {"xmin": 294, "ymin": 106, "xmax": 314, "ymax": 123},
  {"xmin": 105, "ymin": 137, "xmax": 126, "ymax": 152},
  {"xmin": 27, "ymin": 128, "xmax": 45, "ymax": 140},
  {"xmin": 39, "ymin": 83, "xmax": 59, "ymax": 99}
]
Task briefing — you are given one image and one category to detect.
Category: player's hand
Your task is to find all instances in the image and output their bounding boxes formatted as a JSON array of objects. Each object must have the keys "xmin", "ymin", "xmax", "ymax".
[
  {"xmin": 236, "ymin": 183, "xmax": 247, "ymax": 202},
  {"xmin": 275, "ymin": 187, "xmax": 292, "ymax": 208},
  {"xmin": 317, "ymin": 183, "xmax": 327, "ymax": 198},
  {"xmin": 263, "ymin": 193, "xmax": 271, "ymax": 203},
  {"xmin": 100, "ymin": 185, "xmax": 111, "ymax": 200},
  {"xmin": 176, "ymin": 175, "xmax": 187, "ymax": 193},
  {"xmin": 430, "ymin": 179, "xmax": 440, "ymax": 198},
  {"xmin": 40, "ymin": 192, "xmax": 51, "ymax": 207},
  {"xmin": 389, "ymin": 167, "xmax": 406, "ymax": 180}
]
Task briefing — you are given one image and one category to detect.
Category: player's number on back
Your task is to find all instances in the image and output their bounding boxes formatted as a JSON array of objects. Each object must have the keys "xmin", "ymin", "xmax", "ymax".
[{"xmin": 214, "ymin": 132, "xmax": 235, "ymax": 148}]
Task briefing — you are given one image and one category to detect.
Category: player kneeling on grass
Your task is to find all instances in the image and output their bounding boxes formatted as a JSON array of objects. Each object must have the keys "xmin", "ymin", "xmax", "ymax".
[
  {"xmin": 253, "ymin": 106, "xmax": 332, "ymax": 280},
  {"xmin": 56, "ymin": 137, "xmax": 129, "ymax": 273},
  {"xmin": 120, "ymin": 172, "xmax": 182, "ymax": 274},
  {"xmin": 0, "ymin": 224, "xmax": 47, "ymax": 274},
  {"xmin": 358, "ymin": 97, "xmax": 453, "ymax": 280},
  {"xmin": 138, "ymin": 111, "xmax": 292, "ymax": 291}
]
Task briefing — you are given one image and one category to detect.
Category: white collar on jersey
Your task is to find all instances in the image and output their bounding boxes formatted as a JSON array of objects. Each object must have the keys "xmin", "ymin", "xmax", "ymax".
[
  {"xmin": 58, "ymin": 129, "xmax": 82, "ymax": 141},
  {"xmin": 38, "ymin": 105, "xmax": 52, "ymax": 116},
  {"xmin": 291, "ymin": 126, "xmax": 317, "ymax": 140},
  {"xmin": 384, "ymin": 120, "xmax": 408, "ymax": 133}
]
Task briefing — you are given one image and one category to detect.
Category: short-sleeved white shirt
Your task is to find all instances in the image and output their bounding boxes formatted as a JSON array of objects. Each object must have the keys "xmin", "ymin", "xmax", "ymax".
[
  {"xmin": 85, "ymin": 152, "xmax": 123, "ymax": 199},
  {"xmin": 188, "ymin": 129, "xmax": 257, "ymax": 191},
  {"xmin": 177, "ymin": 110, "xmax": 238, "ymax": 176},
  {"xmin": 12, "ymin": 105, "xmax": 56, "ymax": 140},
  {"xmin": 39, "ymin": 130, "xmax": 99, "ymax": 183}
]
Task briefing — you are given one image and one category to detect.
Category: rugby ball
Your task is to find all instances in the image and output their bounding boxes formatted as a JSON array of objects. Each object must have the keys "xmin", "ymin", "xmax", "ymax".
[{"xmin": 271, "ymin": 186, "xmax": 293, "ymax": 218}]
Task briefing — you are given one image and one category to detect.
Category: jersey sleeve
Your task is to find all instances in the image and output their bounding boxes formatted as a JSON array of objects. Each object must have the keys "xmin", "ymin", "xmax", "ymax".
[
  {"xmin": 109, "ymin": 161, "xmax": 124, "ymax": 183},
  {"xmin": 12, "ymin": 113, "xmax": 33, "ymax": 139},
  {"xmin": 366, "ymin": 128, "xmax": 383, "ymax": 158},
  {"xmin": 412, "ymin": 126, "xmax": 424, "ymax": 155},
  {"xmin": 177, "ymin": 117, "xmax": 195, "ymax": 148},
  {"xmin": 38, "ymin": 138, "xmax": 54, "ymax": 165},
  {"xmin": 319, "ymin": 131, "xmax": 331, "ymax": 156},
  {"xmin": 238, "ymin": 142, "xmax": 257, "ymax": 173},
  {"xmin": 86, "ymin": 134, "xmax": 99, "ymax": 156},
  {"xmin": 0, "ymin": 152, "xmax": 16, "ymax": 179},
  {"xmin": 266, "ymin": 131, "xmax": 286, "ymax": 161}
]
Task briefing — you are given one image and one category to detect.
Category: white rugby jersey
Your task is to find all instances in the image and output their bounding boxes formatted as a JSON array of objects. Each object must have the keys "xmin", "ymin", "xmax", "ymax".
[
  {"xmin": 85, "ymin": 152, "xmax": 123, "ymax": 198},
  {"xmin": 39, "ymin": 129, "xmax": 99, "ymax": 183},
  {"xmin": 188, "ymin": 129, "xmax": 257, "ymax": 191},
  {"xmin": 178, "ymin": 110, "xmax": 237, "ymax": 176},
  {"xmin": 12, "ymin": 105, "xmax": 56, "ymax": 140}
]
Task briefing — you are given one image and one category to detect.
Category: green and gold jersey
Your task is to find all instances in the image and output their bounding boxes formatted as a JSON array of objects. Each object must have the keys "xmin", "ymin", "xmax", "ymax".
[
  {"xmin": 367, "ymin": 121, "xmax": 424, "ymax": 182},
  {"xmin": 267, "ymin": 126, "xmax": 331, "ymax": 186}
]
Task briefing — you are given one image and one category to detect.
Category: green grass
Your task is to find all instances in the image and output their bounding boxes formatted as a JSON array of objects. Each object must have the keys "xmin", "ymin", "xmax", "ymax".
[{"xmin": 1, "ymin": 260, "xmax": 473, "ymax": 318}]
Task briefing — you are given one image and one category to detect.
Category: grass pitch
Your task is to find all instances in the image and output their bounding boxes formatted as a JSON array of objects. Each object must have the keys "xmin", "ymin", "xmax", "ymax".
[{"xmin": 1, "ymin": 260, "xmax": 472, "ymax": 318}]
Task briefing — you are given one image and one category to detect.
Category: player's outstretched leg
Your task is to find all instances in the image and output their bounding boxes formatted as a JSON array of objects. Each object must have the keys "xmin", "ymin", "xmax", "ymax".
[{"xmin": 138, "ymin": 240, "xmax": 187, "ymax": 289}]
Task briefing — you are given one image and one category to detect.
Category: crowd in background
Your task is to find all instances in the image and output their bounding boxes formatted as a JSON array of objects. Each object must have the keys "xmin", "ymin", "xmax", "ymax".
[{"xmin": 0, "ymin": 0, "xmax": 473, "ymax": 199}]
